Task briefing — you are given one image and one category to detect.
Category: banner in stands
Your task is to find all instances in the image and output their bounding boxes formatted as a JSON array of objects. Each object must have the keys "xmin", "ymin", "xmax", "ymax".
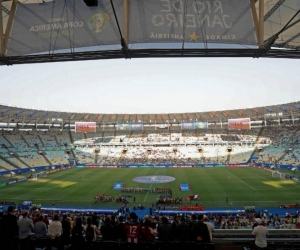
[
  {"xmin": 7, "ymin": 0, "xmax": 124, "ymax": 56},
  {"xmin": 75, "ymin": 122, "xmax": 96, "ymax": 133},
  {"xmin": 86, "ymin": 165, "xmax": 100, "ymax": 168},
  {"xmin": 157, "ymin": 124, "xmax": 171, "ymax": 129},
  {"xmin": 0, "ymin": 170, "xmax": 10, "ymax": 176},
  {"xmin": 194, "ymin": 122, "xmax": 208, "ymax": 129},
  {"xmin": 116, "ymin": 123, "xmax": 143, "ymax": 130},
  {"xmin": 5, "ymin": 177, "xmax": 28, "ymax": 186},
  {"xmin": 181, "ymin": 122, "xmax": 208, "ymax": 129},
  {"xmin": 228, "ymin": 118, "xmax": 251, "ymax": 130},
  {"xmin": 129, "ymin": 0, "xmax": 256, "ymax": 45},
  {"xmin": 75, "ymin": 165, "xmax": 86, "ymax": 168}
]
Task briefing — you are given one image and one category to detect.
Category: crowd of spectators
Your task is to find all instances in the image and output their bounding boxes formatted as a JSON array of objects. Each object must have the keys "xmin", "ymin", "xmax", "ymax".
[
  {"xmin": 0, "ymin": 208, "xmax": 214, "ymax": 250},
  {"xmin": 2, "ymin": 125, "xmax": 300, "ymax": 174},
  {"xmin": 2, "ymin": 206, "xmax": 299, "ymax": 250}
]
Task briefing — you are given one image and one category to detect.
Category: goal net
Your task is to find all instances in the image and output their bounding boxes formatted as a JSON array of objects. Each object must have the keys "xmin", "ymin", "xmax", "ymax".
[
  {"xmin": 32, "ymin": 171, "xmax": 47, "ymax": 180},
  {"xmin": 272, "ymin": 171, "xmax": 285, "ymax": 179}
]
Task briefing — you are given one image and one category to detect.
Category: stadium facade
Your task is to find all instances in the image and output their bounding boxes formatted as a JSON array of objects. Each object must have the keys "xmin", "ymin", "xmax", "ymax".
[
  {"xmin": 0, "ymin": 101, "xmax": 299, "ymax": 127},
  {"xmin": 1, "ymin": 101, "xmax": 300, "ymax": 175}
]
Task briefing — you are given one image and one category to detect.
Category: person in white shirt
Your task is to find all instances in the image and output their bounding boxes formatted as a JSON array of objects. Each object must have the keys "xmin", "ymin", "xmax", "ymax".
[
  {"xmin": 18, "ymin": 211, "xmax": 34, "ymax": 250},
  {"xmin": 48, "ymin": 214, "xmax": 62, "ymax": 249},
  {"xmin": 18, "ymin": 211, "xmax": 34, "ymax": 240},
  {"xmin": 252, "ymin": 218, "xmax": 269, "ymax": 250},
  {"xmin": 204, "ymin": 215, "xmax": 214, "ymax": 242}
]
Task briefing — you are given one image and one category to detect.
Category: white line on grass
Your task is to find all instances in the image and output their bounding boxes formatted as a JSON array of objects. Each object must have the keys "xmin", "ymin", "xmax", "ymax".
[
  {"xmin": 226, "ymin": 170, "xmax": 257, "ymax": 191},
  {"xmin": 143, "ymin": 169, "xmax": 160, "ymax": 202}
]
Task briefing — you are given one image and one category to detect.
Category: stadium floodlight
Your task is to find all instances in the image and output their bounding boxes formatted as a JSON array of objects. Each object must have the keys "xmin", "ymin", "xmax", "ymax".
[{"xmin": 83, "ymin": 0, "xmax": 98, "ymax": 7}]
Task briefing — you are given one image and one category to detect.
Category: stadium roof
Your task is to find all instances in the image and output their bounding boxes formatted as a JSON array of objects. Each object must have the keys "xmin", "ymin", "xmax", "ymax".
[
  {"xmin": 0, "ymin": 0, "xmax": 300, "ymax": 65},
  {"xmin": 0, "ymin": 101, "xmax": 299, "ymax": 125}
]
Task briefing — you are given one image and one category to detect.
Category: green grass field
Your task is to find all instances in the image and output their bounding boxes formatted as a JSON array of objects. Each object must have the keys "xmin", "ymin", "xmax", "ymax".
[{"xmin": 0, "ymin": 167, "xmax": 299, "ymax": 209}]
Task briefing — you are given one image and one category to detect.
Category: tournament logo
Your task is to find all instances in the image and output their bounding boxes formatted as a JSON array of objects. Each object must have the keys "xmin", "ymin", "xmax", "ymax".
[
  {"xmin": 133, "ymin": 175, "xmax": 175, "ymax": 184},
  {"xmin": 87, "ymin": 12, "xmax": 110, "ymax": 33}
]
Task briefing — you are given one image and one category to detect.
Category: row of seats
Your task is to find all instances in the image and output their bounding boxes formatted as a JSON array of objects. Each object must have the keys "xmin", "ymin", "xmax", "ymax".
[
  {"xmin": 1, "ymin": 238, "xmax": 215, "ymax": 250},
  {"xmin": 246, "ymin": 242, "xmax": 300, "ymax": 250}
]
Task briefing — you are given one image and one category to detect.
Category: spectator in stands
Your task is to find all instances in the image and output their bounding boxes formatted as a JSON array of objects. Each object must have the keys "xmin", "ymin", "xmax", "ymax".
[
  {"xmin": 34, "ymin": 215, "xmax": 47, "ymax": 238},
  {"xmin": 171, "ymin": 215, "xmax": 179, "ymax": 241},
  {"xmin": 141, "ymin": 218, "xmax": 156, "ymax": 242},
  {"xmin": 110, "ymin": 215, "xmax": 117, "ymax": 228},
  {"xmin": 18, "ymin": 211, "xmax": 33, "ymax": 239},
  {"xmin": 191, "ymin": 214, "xmax": 210, "ymax": 243},
  {"xmin": 124, "ymin": 212, "xmax": 141, "ymax": 243},
  {"xmin": 157, "ymin": 216, "xmax": 172, "ymax": 242},
  {"xmin": 100, "ymin": 217, "xmax": 115, "ymax": 241},
  {"xmin": 177, "ymin": 216, "xmax": 191, "ymax": 241},
  {"xmin": 18, "ymin": 211, "xmax": 34, "ymax": 250},
  {"xmin": 0, "ymin": 205, "xmax": 19, "ymax": 250},
  {"xmin": 48, "ymin": 214, "xmax": 62, "ymax": 249},
  {"xmin": 115, "ymin": 216, "xmax": 127, "ymax": 242},
  {"xmin": 33, "ymin": 213, "xmax": 40, "ymax": 225},
  {"xmin": 85, "ymin": 216, "xmax": 100, "ymax": 241},
  {"xmin": 91, "ymin": 212, "xmax": 99, "ymax": 227},
  {"xmin": 252, "ymin": 218, "xmax": 269, "ymax": 250},
  {"xmin": 61, "ymin": 214, "xmax": 71, "ymax": 246},
  {"xmin": 71, "ymin": 217, "xmax": 85, "ymax": 250},
  {"xmin": 43, "ymin": 214, "xmax": 50, "ymax": 228},
  {"xmin": 203, "ymin": 215, "xmax": 214, "ymax": 242},
  {"xmin": 189, "ymin": 214, "xmax": 198, "ymax": 239}
]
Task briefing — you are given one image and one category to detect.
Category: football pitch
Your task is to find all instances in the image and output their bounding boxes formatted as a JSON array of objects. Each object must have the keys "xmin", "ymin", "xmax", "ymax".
[{"xmin": 1, "ymin": 167, "xmax": 299, "ymax": 209}]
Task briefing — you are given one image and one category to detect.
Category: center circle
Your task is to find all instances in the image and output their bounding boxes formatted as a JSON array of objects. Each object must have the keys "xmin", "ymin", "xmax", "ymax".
[{"xmin": 133, "ymin": 175, "xmax": 175, "ymax": 184}]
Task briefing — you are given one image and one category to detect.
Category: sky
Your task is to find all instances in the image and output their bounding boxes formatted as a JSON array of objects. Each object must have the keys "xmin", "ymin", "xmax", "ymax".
[{"xmin": 0, "ymin": 57, "xmax": 299, "ymax": 114}]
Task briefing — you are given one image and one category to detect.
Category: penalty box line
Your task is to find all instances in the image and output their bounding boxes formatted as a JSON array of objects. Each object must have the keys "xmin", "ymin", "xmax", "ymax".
[{"xmin": 226, "ymin": 170, "xmax": 257, "ymax": 191}]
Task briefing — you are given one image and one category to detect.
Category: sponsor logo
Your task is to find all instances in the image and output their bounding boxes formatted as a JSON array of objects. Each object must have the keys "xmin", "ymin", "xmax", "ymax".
[
  {"xmin": 133, "ymin": 175, "xmax": 175, "ymax": 184},
  {"xmin": 87, "ymin": 12, "xmax": 110, "ymax": 33}
]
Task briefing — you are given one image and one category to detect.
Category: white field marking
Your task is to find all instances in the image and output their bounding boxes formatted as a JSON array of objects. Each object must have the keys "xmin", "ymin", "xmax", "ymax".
[
  {"xmin": 226, "ymin": 170, "xmax": 257, "ymax": 191},
  {"xmin": 227, "ymin": 175, "xmax": 240, "ymax": 182},
  {"xmin": 143, "ymin": 169, "xmax": 160, "ymax": 202}
]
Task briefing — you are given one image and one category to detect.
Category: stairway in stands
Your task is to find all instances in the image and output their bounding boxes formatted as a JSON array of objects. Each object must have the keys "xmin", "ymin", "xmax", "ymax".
[{"xmin": 0, "ymin": 155, "xmax": 19, "ymax": 169}]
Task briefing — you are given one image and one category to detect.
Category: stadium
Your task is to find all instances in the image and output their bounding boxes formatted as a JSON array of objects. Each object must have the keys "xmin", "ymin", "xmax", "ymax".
[{"xmin": 1, "ymin": 1, "xmax": 300, "ymax": 250}]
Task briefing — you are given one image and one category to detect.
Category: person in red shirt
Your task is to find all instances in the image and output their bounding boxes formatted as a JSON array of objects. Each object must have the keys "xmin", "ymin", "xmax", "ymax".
[
  {"xmin": 33, "ymin": 213, "xmax": 40, "ymax": 225},
  {"xmin": 43, "ymin": 214, "xmax": 50, "ymax": 228},
  {"xmin": 141, "ymin": 218, "xmax": 155, "ymax": 242},
  {"xmin": 124, "ymin": 212, "xmax": 141, "ymax": 244}
]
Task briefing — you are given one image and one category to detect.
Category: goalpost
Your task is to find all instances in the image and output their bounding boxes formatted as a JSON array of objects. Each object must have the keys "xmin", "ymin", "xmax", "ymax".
[
  {"xmin": 32, "ymin": 171, "xmax": 47, "ymax": 180},
  {"xmin": 272, "ymin": 171, "xmax": 286, "ymax": 180}
]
